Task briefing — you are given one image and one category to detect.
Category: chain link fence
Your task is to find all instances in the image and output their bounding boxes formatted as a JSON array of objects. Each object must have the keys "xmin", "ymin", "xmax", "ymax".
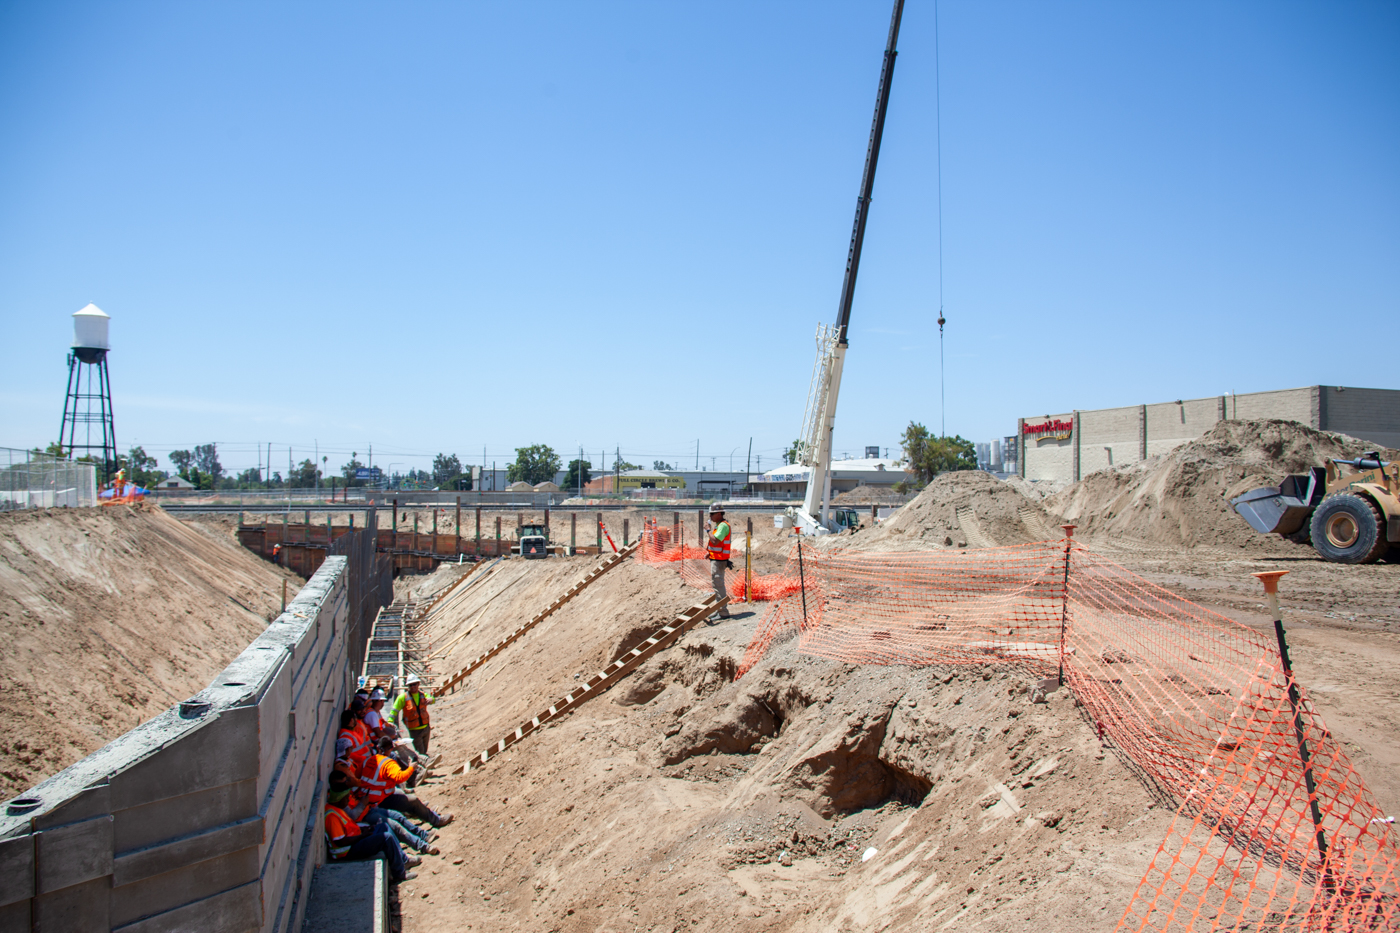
[{"xmin": 0, "ymin": 447, "xmax": 98, "ymax": 510}]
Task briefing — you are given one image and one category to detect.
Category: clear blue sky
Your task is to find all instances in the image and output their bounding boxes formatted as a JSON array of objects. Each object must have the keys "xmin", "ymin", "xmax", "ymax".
[{"xmin": 2, "ymin": 1, "xmax": 1396, "ymax": 478}]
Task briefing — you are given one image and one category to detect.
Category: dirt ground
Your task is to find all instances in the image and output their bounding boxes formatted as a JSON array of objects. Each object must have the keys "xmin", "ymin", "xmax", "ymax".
[
  {"xmin": 0, "ymin": 503, "xmax": 296, "ymax": 796},
  {"xmin": 387, "ymin": 423, "xmax": 1400, "ymax": 933}
]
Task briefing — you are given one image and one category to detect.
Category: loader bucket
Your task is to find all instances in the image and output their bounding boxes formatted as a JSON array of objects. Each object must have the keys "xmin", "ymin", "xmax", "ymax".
[{"xmin": 1229, "ymin": 468, "xmax": 1325, "ymax": 536}]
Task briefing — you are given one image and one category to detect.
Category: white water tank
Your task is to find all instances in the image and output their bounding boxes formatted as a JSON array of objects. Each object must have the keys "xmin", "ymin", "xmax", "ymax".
[{"xmin": 73, "ymin": 304, "xmax": 110, "ymax": 350}]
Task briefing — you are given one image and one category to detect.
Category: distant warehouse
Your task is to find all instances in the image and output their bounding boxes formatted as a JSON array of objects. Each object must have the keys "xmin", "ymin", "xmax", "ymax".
[{"xmin": 1018, "ymin": 385, "xmax": 1400, "ymax": 484}]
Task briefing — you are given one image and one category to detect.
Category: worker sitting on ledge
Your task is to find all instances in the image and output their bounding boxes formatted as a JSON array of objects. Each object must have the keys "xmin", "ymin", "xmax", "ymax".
[
  {"xmin": 360, "ymin": 736, "xmax": 454, "ymax": 829},
  {"xmin": 324, "ymin": 785, "xmax": 419, "ymax": 883},
  {"xmin": 328, "ymin": 769, "xmax": 440, "ymax": 856},
  {"xmin": 705, "ymin": 504, "xmax": 732, "ymax": 621}
]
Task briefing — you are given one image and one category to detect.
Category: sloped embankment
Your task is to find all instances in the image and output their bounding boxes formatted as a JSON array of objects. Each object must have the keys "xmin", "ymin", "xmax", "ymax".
[
  {"xmin": 1047, "ymin": 419, "xmax": 1400, "ymax": 552},
  {"xmin": 840, "ymin": 469, "xmax": 1057, "ymax": 552},
  {"xmin": 0, "ymin": 503, "xmax": 294, "ymax": 795},
  {"xmin": 402, "ymin": 556, "xmax": 1165, "ymax": 932}
]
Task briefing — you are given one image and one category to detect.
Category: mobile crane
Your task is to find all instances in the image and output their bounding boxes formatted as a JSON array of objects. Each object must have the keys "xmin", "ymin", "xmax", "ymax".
[{"xmin": 788, "ymin": 0, "xmax": 905, "ymax": 535}]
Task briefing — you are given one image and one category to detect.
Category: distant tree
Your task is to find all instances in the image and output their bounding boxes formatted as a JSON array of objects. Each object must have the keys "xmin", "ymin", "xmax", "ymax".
[
  {"xmin": 291, "ymin": 458, "xmax": 319, "ymax": 488},
  {"xmin": 612, "ymin": 459, "xmax": 639, "ymax": 471},
  {"xmin": 900, "ymin": 422, "xmax": 977, "ymax": 485},
  {"xmin": 564, "ymin": 459, "xmax": 591, "ymax": 491},
  {"xmin": 235, "ymin": 467, "xmax": 262, "ymax": 485},
  {"xmin": 507, "ymin": 444, "xmax": 561, "ymax": 485},
  {"xmin": 192, "ymin": 444, "xmax": 223, "ymax": 485},
  {"xmin": 432, "ymin": 453, "xmax": 463, "ymax": 485},
  {"xmin": 125, "ymin": 445, "xmax": 162, "ymax": 487},
  {"xmin": 340, "ymin": 453, "xmax": 367, "ymax": 487},
  {"xmin": 784, "ymin": 439, "xmax": 804, "ymax": 465},
  {"xmin": 169, "ymin": 449, "xmax": 194, "ymax": 478},
  {"xmin": 652, "ymin": 460, "xmax": 675, "ymax": 471},
  {"xmin": 32, "ymin": 441, "xmax": 67, "ymax": 459}
]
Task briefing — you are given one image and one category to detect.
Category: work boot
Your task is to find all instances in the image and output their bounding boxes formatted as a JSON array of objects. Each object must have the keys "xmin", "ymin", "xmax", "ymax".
[
  {"xmin": 434, "ymin": 813, "xmax": 455, "ymax": 828},
  {"xmin": 426, "ymin": 846, "xmax": 441, "ymax": 856},
  {"xmin": 395, "ymin": 871, "xmax": 418, "ymax": 883},
  {"xmin": 426, "ymin": 754, "xmax": 442, "ymax": 769},
  {"xmin": 405, "ymin": 855, "xmax": 423, "ymax": 868}
]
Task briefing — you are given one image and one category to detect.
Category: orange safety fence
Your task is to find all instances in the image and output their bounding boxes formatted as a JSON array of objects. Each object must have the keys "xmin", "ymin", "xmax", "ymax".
[
  {"xmin": 727, "ymin": 536, "xmax": 1398, "ymax": 933},
  {"xmin": 637, "ymin": 521, "xmax": 803, "ymax": 603}
]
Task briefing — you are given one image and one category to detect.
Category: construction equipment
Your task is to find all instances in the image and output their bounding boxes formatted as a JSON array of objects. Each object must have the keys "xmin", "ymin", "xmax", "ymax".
[
  {"xmin": 787, "ymin": 0, "xmax": 904, "ymax": 536},
  {"xmin": 1231, "ymin": 452, "xmax": 1400, "ymax": 564},
  {"xmin": 515, "ymin": 522, "xmax": 550, "ymax": 559}
]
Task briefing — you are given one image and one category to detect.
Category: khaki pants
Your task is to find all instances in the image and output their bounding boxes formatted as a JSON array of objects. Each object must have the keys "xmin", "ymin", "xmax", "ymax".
[{"xmin": 708, "ymin": 560, "xmax": 730, "ymax": 617}]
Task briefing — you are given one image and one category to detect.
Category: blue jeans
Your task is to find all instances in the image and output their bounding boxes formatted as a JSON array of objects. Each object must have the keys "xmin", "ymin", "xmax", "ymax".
[
  {"xmin": 367, "ymin": 806, "xmax": 430, "ymax": 851},
  {"xmin": 344, "ymin": 822, "xmax": 408, "ymax": 881}
]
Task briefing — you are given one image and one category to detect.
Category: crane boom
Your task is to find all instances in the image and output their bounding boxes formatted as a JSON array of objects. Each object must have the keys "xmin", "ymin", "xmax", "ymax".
[{"xmin": 794, "ymin": 0, "xmax": 904, "ymax": 535}]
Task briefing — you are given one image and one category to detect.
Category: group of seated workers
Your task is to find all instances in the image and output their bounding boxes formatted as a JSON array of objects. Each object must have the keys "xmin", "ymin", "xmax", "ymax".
[{"xmin": 324, "ymin": 674, "xmax": 451, "ymax": 883}]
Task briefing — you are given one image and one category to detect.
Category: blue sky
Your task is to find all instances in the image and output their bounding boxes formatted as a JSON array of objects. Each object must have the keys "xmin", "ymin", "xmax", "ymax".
[{"xmin": 1, "ymin": 1, "xmax": 1396, "ymax": 477}]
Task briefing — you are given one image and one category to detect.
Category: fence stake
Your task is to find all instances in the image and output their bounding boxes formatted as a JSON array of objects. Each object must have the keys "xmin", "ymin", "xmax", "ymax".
[
  {"xmin": 305, "ymin": 510, "xmax": 310, "ymax": 544},
  {"xmin": 797, "ymin": 539, "xmax": 808, "ymax": 628},
  {"xmin": 1058, "ymin": 525, "xmax": 1075, "ymax": 687},
  {"xmin": 393, "ymin": 498, "xmax": 398, "ymax": 531},
  {"xmin": 623, "ymin": 518, "xmax": 629, "ymax": 547},
  {"xmin": 455, "ymin": 496, "xmax": 461, "ymax": 556},
  {"xmin": 475, "ymin": 506, "xmax": 481, "ymax": 556},
  {"xmin": 745, "ymin": 518, "xmax": 752, "ymax": 602},
  {"xmin": 571, "ymin": 512, "xmax": 577, "ymax": 555},
  {"xmin": 1255, "ymin": 570, "xmax": 1331, "ymax": 884},
  {"xmin": 495, "ymin": 516, "xmax": 501, "ymax": 556}
]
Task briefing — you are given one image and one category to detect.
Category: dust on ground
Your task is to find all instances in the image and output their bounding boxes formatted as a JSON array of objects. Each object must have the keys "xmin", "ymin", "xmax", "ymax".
[{"xmin": 0, "ymin": 503, "xmax": 295, "ymax": 796}]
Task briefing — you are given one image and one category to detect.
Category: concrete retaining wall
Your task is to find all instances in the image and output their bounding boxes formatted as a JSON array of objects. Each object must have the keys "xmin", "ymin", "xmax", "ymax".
[{"xmin": 0, "ymin": 557, "xmax": 353, "ymax": 933}]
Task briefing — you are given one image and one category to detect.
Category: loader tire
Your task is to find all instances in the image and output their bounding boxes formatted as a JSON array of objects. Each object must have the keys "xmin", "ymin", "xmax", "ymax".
[{"xmin": 1309, "ymin": 494, "xmax": 1387, "ymax": 564}]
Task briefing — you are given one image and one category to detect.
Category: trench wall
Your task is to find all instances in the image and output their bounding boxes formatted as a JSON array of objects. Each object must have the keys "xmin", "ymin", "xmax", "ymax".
[{"xmin": 0, "ymin": 556, "xmax": 354, "ymax": 933}]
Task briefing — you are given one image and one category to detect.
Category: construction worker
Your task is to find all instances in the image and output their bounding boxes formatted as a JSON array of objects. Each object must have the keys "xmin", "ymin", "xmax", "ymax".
[
  {"xmin": 360, "ymin": 736, "xmax": 454, "ymax": 828},
  {"xmin": 392, "ymin": 675, "xmax": 435, "ymax": 756},
  {"xmin": 324, "ymin": 790, "xmax": 419, "ymax": 883},
  {"xmin": 337, "ymin": 706, "xmax": 372, "ymax": 773},
  {"xmin": 705, "ymin": 504, "xmax": 733, "ymax": 620},
  {"xmin": 328, "ymin": 769, "xmax": 439, "ymax": 856},
  {"xmin": 364, "ymin": 688, "xmax": 389, "ymax": 735}
]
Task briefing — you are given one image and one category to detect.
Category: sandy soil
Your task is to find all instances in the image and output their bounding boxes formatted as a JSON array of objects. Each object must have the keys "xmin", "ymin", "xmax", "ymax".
[{"xmin": 0, "ymin": 503, "xmax": 296, "ymax": 796}]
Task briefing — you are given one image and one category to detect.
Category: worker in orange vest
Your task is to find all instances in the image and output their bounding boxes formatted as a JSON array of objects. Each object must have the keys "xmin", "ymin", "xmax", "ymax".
[
  {"xmin": 360, "ymin": 736, "xmax": 454, "ymax": 828},
  {"xmin": 392, "ymin": 675, "xmax": 435, "ymax": 756},
  {"xmin": 328, "ymin": 768, "xmax": 439, "ymax": 856},
  {"xmin": 705, "ymin": 504, "xmax": 732, "ymax": 620},
  {"xmin": 324, "ymin": 792, "xmax": 418, "ymax": 882}
]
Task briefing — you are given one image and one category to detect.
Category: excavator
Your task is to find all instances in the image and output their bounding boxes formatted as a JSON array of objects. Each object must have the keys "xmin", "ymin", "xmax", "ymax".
[
  {"xmin": 1230, "ymin": 452, "xmax": 1400, "ymax": 564},
  {"xmin": 788, "ymin": 0, "xmax": 904, "ymax": 536}
]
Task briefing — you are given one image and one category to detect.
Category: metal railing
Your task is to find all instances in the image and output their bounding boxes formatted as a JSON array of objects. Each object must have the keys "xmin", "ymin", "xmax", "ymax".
[{"xmin": 0, "ymin": 447, "xmax": 98, "ymax": 510}]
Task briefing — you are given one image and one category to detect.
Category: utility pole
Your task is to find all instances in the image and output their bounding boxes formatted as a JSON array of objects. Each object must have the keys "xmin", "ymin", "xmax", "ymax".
[{"xmin": 745, "ymin": 437, "xmax": 752, "ymax": 492}]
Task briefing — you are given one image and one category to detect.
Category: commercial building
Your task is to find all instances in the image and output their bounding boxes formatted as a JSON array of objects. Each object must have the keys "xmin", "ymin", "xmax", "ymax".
[
  {"xmin": 584, "ymin": 470, "xmax": 687, "ymax": 494},
  {"xmin": 752, "ymin": 457, "xmax": 905, "ymax": 498},
  {"xmin": 1018, "ymin": 385, "xmax": 1400, "ymax": 484}
]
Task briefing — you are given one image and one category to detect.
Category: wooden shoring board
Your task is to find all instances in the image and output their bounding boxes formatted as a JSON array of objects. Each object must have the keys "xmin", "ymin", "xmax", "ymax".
[
  {"xmin": 437, "ymin": 540, "xmax": 642, "ymax": 695},
  {"xmin": 455, "ymin": 595, "xmax": 724, "ymax": 774},
  {"xmin": 422, "ymin": 558, "xmax": 507, "ymax": 639}
]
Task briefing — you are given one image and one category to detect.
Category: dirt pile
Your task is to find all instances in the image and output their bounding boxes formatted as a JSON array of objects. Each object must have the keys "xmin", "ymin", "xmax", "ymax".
[
  {"xmin": 395, "ymin": 553, "xmax": 1166, "ymax": 932},
  {"xmin": 838, "ymin": 470, "xmax": 1058, "ymax": 552},
  {"xmin": 0, "ymin": 503, "xmax": 295, "ymax": 796},
  {"xmin": 1047, "ymin": 419, "xmax": 1400, "ymax": 552},
  {"xmin": 832, "ymin": 485, "xmax": 908, "ymax": 505}
]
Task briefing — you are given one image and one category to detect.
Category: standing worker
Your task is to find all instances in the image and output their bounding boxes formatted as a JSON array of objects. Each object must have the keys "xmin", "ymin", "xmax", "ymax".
[
  {"xmin": 392, "ymin": 675, "xmax": 436, "ymax": 759},
  {"xmin": 705, "ymin": 504, "xmax": 732, "ymax": 621}
]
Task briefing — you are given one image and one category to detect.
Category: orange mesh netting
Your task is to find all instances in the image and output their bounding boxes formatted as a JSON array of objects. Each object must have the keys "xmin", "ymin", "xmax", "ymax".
[
  {"xmin": 637, "ymin": 521, "xmax": 802, "ymax": 603},
  {"xmin": 726, "ymin": 536, "xmax": 1398, "ymax": 933}
]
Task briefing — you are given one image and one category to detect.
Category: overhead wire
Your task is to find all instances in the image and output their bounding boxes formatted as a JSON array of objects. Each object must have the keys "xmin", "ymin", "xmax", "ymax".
[{"xmin": 935, "ymin": 0, "xmax": 947, "ymax": 439}]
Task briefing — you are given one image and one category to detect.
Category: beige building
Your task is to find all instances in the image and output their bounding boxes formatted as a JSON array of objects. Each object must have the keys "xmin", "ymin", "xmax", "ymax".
[{"xmin": 1019, "ymin": 385, "xmax": 1400, "ymax": 484}]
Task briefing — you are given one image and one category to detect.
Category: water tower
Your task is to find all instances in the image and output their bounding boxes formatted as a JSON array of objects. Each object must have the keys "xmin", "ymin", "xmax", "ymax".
[{"xmin": 58, "ymin": 303, "xmax": 118, "ymax": 482}]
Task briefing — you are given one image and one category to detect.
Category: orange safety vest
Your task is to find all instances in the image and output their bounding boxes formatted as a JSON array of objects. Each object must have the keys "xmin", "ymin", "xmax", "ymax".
[
  {"xmin": 357, "ymin": 756, "xmax": 393, "ymax": 805},
  {"xmin": 401, "ymin": 692, "xmax": 429, "ymax": 730},
  {"xmin": 338, "ymin": 726, "xmax": 371, "ymax": 770},
  {"xmin": 706, "ymin": 521, "xmax": 731, "ymax": 561},
  {"xmin": 324, "ymin": 804, "xmax": 362, "ymax": 858}
]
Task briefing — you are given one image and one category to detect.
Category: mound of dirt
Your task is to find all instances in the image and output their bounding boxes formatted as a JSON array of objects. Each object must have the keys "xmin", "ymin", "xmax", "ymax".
[
  {"xmin": 1047, "ymin": 419, "xmax": 1400, "ymax": 552},
  {"xmin": 0, "ymin": 503, "xmax": 294, "ymax": 796},
  {"xmin": 832, "ymin": 485, "xmax": 908, "ymax": 505},
  {"xmin": 840, "ymin": 470, "xmax": 1058, "ymax": 552}
]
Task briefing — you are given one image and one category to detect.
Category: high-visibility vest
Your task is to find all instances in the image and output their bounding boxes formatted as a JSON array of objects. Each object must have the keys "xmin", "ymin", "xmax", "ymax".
[
  {"xmin": 706, "ymin": 521, "xmax": 731, "ymax": 561},
  {"xmin": 338, "ymin": 726, "xmax": 371, "ymax": 769},
  {"xmin": 324, "ymin": 805, "xmax": 362, "ymax": 858},
  {"xmin": 401, "ymin": 692, "xmax": 430, "ymax": 731},
  {"xmin": 358, "ymin": 756, "xmax": 393, "ymax": 805}
]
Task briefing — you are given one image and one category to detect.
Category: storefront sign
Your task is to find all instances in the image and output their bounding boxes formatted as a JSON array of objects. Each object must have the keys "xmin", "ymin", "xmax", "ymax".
[{"xmin": 1023, "ymin": 418, "xmax": 1073, "ymax": 437}]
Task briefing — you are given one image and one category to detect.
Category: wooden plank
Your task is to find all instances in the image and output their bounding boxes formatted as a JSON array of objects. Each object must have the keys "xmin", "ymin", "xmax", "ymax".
[
  {"xmin": 437, "ymin": 539, "xmax": 642, "ymax": 695},
  {"xmin": 455, "ymin": 595, "xmax": 724, "ymax": 774}
]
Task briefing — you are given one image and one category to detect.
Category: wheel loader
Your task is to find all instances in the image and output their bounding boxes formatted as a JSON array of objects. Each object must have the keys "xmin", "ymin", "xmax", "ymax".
[{"xmin": 1231, "ymin": 452, "xmax": 1400, "ymax": 563}]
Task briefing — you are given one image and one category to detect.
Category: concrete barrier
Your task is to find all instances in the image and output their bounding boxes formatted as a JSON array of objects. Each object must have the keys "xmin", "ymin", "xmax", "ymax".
[{"xmin": 0, "ymin": 556, "xmax": 354, "ymax": 933}]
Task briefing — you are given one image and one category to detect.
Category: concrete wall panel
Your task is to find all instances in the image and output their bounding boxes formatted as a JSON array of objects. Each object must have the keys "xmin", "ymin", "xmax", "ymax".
[
  {"xmin": 0, "ymin": 899, "xmax": 31, "ymax": 930},
  {"xmin": 32, "ymin": 875, "xmax": 109, "ymax": 933},
  {"xmin": 109, "ymin": 706, "xmax": 260, "ymax": 812},
  {"xmin": 114, "ymin": 779, "xmax": 257, "ymax": 853},
  {"xmin": 109, "ymin": 847, "xmax": 259, "ymax": 927},
  {"xmin": 35, "ymin": 816, "xmax": 113, "ymax": 893},
  {"xmin": 111, "ymin": 879, "xmax": 260, "ymax": 933},
  {"xmin": 0, "ymin": 833, "xmax": 35, "ymax": 906},
  {"xmin": 112, "ymin": 816, "xmax": 261, "ymax": 887},
  {"xmin": 1321, "ymin": 386, "xmax": 1400, "ymax": 450},
  {"xmin": 33, "ymin": 784, "xmax": 111, "ymax": 832}
]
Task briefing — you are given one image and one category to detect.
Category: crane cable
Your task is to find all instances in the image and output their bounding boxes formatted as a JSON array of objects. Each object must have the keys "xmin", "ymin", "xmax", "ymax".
[{"xmin": 934, "ymin": 0, "xmax": 946, "ymax": 439}]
